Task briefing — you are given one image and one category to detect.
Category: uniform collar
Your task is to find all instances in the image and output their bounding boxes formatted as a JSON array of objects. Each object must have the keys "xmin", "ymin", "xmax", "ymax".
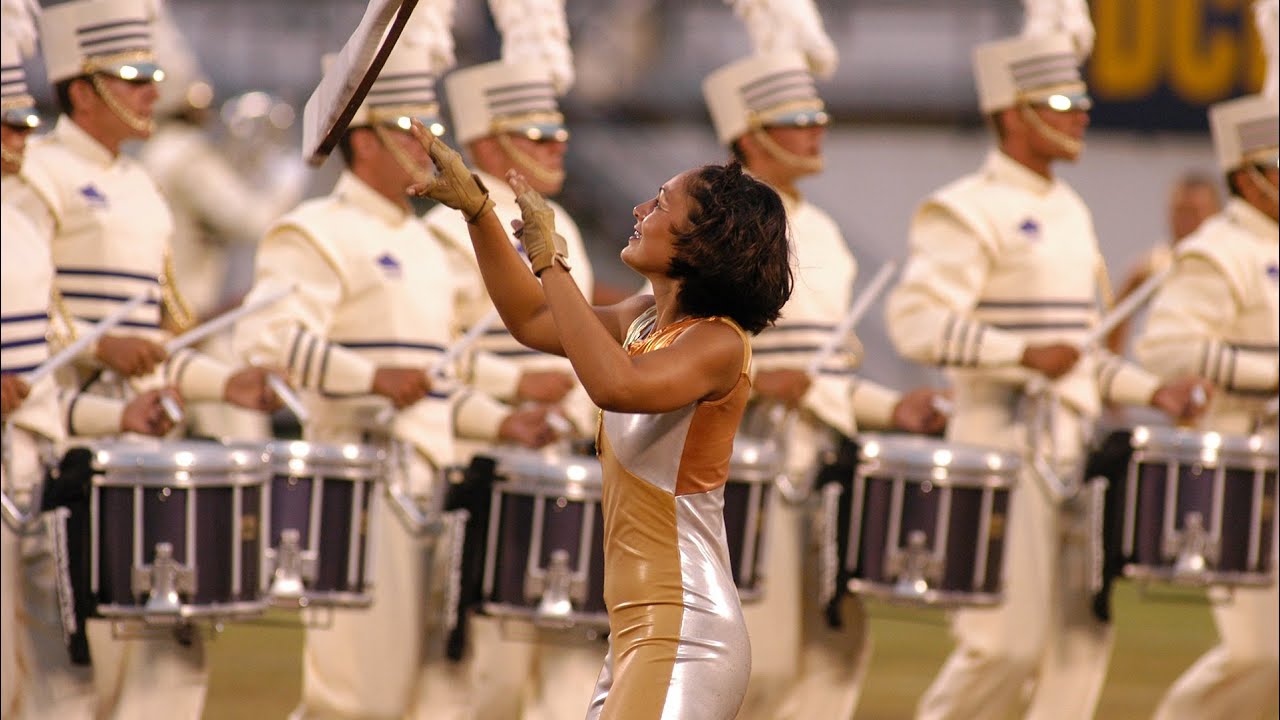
[
  {"xmin": 1225, "ymin": 197, "xmax": 1279, "ymax": 241},
  {"xmin": 334, "ymin": 171, "xmax": 411, "ymax": 226},
  {"xmin": 53, "ymin": 115, "xmax": 117, "ymax": 169},
  {"xmin": 743, "ymin": 167, "xmax": 804, "ymax": 213},
  {"xmin": 474, "ymin": 169, "xmax": 518, "ymax": 211},
  {"xmin": 984, "ymin": 149, "xmax": 1056, "ymax": 196}
]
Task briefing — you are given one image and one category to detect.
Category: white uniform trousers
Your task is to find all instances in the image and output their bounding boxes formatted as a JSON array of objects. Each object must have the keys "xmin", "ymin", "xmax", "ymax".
[
  {"xmin": 3, "ymin": 428, "xmax": 96, "ymax": 720},
  {"xmin": 429, "ymin": 615, "xmax": 605, "ymax": 720},
  {"xmin": 918, "ymin": 394, "xmax": 1113, "ymax": 720},
  {"xmin": 85, "ymin": 619, "xmax": 208, "ymax": 720},
  {"xmin": 1153, "ymin": 555, "xmax": 1279, "ymax": 719},
  {"xmin": 2, "ymin": 508, "xmax": 16, "ymax": 717},
  {"xmin": 738, "ymin": 479, "xmax": 872, "ymax": 720}
]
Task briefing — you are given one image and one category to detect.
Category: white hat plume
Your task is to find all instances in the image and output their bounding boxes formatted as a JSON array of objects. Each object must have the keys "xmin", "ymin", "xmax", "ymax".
[
  {"xmin": 1022, "ymin": 0, "xmax": 1094, "ymax": 61},
  {"xmin": 1, "ymin": 0, "xmax": 41, "ymax": 57},
  {"xmin": 488, "ymin": 0, "xmax": 573, "ymax": 94},
  {"xmin": 724, "ymin": 0, "xmax": 837, "ymax": 79}
]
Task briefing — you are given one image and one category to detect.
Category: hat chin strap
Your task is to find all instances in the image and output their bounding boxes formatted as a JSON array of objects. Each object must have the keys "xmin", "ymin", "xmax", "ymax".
[
  {"xmin": 750, "ymin": 127, "xmax": 824, "ymax": 174},
  {"xmin": 92, "ymin": 75, "xmax": 154, "ymax": 135},
  {"xmin": 373, "ymin": 125, "xmax": 432, "ymax": 185},
  {"xmin": 0, "ymin": 143, "xmax": 22, "ymax": 170},
  {"xmin": 1245, "ymin": 163, "xmax": 1279, "ymax": 206},
  {"xmin": 1019, "ymin": 104, "xmax": 1083, "ymax": 157},
  {"xmin": 496, "ymin": 134, "xmax": 565, "ymax": 188}
]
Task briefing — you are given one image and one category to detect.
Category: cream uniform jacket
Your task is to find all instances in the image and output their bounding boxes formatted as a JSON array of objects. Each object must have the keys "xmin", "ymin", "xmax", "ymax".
[
  {"xmin": 233, "ymin": 171, "xmax": 457, "ymax": 471},
  {"xmin": 753, "ymin": 191, "xmax": 900, "ymax": 471},
  {"xmin": 0, "ymin": 196, "xmax": 64, "ymax": 448},
  {"xmin": 423, "ymin": 169, "xmax": 596, "ymax": 446},
  {"xmin": 887, "ymin": 150, "xmax": 1161, "ymax": 422},
  {"xmin": 7, "ymin": 117, "xmax": 234, "ymax": 436},
  {"xmin": 140, "ymin": 122, "xmax": 297, "ymax": 317},
  {"xmin": 1136, "ymin": 198, "xmax": 1279, "ymax": 434}
]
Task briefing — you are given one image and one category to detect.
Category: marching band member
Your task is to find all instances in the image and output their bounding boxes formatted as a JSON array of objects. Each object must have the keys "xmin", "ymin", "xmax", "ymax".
[
  {"xmin": 141, "ymin": 5, "xmax": 304, "ymax": 441},
  {"xmin": 884, "ymin": 30, "xmax": 1211, "ymax": 720},
  {"xmin": 1136, "ymin": 92, "xmax": 1279, "ymax": 720},
  {"xmin": 701, "ymin": 50, "xmax": 947, "ymax": 720},
  {"xmin": 231, "ymin": 13, "xmax": 501, "ymax": 715},
  {"xmin": 422, "ymin": 55, "xmax": 604, "ymax": 719},
  {"xmin": 4, "ymin": 1, "xmax": 280, "ymax": 717}
]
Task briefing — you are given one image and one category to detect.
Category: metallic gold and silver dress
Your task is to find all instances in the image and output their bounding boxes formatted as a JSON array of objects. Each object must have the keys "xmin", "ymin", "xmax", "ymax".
[{"xmin": 586, "ymin": 308, "xmax": 752, "ymax": 720}]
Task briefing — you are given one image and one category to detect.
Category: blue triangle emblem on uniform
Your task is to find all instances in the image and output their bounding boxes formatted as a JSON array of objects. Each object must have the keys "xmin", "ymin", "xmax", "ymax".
[
  {"xmin": 79, "ymin": 183, "xmax": 108, "ymax": 208},
  {"xmin": 1018, "ymin": 218, "xmax": 1040, "ymax": 238},
  {"xmin": 376, "ymin": 252, "xmax": 402, "ymax": 278}
]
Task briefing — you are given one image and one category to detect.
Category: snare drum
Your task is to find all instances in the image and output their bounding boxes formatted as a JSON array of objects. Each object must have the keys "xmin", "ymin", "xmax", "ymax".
[
  {"xmin": 90, "ymin": 439, "xmax": 271, "ymax": 621},
  {"xmin": 262, "ymin": 441, "xmax": 385, "ymax": 607},
  {"xmin": 725, "ymin": 436, "xmax": 780, "ymax": 601},
  {"xmin": 480, "ymin": 446, "xmax": 607, "ymax": 629},
  {"xmin": 1121, "ymin": 426, "xmax": 1278, "ymax": 586},
  {"xmin": 843, "ymin": 434, "xmax": 1019, "ymax": 607}
]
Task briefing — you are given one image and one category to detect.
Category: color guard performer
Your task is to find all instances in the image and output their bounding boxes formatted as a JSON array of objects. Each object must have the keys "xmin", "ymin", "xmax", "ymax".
[
  {"xmin": 4, "ymin": 1, "xmax": 279, "ymax": 717},
  {"xmin": 702, "ymin": 50, "xmax": 947, "ymax": 720},
  {"xmin": 885, "ymin": 30, "xmax": 1211, "ymax": 720},
  {"xmin": 1136, "ymin": 92, "xmax": 1279, "ymax": 720}
]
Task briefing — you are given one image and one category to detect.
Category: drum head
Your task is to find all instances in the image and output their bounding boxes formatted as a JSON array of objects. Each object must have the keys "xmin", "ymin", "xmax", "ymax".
[
  {"xmin": 482, "ymin": 446, "xmax": 602, "ymax": 495},
  {"xmin": 1130, "ymin": 426, "xmax": 1279, "ymax": 469},
  {"xmin": 730, "ymin": 435, "xmax": 783, "ymax": 482},
  {"xmin": 91, "ymin": 438, "xmax": 269, "ymax": 487},
  {"xmin": 856, "ymin": 433, "xmax": 1019, "ymax": 487},
  {"xmin": 263, "ymin": 440, "xmax": 386, "ymax": 480}
]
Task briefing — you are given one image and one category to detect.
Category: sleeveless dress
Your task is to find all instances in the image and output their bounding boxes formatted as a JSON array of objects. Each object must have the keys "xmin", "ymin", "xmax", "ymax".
[{"xmin": 585, "ymin": 308, "xmax": 753, "ymax": 720}]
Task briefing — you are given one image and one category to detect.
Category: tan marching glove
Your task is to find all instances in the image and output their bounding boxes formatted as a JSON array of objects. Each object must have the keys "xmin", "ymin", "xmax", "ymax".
[
  {"xmin": 514, "ymin": 184, "xmax": 571, "ymax": 277},
  {"xmin": 407, "ymin": 121, "xmax": 495, "ymax": 223}
]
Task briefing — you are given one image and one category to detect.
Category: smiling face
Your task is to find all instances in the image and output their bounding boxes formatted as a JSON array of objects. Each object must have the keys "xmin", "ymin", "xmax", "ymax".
[{"xmin": 623, "ymin": 170, "xmax": 694, "ymax": 275}]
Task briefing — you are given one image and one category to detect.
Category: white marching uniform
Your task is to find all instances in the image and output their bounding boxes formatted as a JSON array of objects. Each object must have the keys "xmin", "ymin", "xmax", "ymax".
[
  {"xmin": 886, "ymin": 149, "xmax": 1163, "ymax": 720},
  {"xmin": 233, "ymin": 171, "xmax": 461, "ymax": 719},
  {"xmin": 737, "ymin": 190, "xmax": 899, "ymax": 720},
  {"xmin": 423, "ymin": 169, "xmax": 605, "ymax": 720},
  {"xmin": 140, "ymin": 120, "xmax": 288, "ymax": 440},
  {"xmin": 6, "ymin": 115, "xmax": 243, "ymax": 720},
  {"xmin": 1136, "ymin": 197, "xmax": 1280, "ymax": 719}
]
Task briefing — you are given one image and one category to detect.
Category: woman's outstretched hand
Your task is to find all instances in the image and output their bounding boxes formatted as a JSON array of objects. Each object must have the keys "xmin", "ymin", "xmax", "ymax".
[
  {"xmin": 509, "ymin": 170, "xmax": 570, "ymax": 277},
  {"xmin": 406, "ymin": 119, "xmax": 495, "ymax": 223}
]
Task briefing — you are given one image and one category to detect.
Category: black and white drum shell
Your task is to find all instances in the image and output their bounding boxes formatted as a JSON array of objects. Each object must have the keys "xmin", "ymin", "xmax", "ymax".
[
  {"xmin": 90, "ymin": 439, "xmax": 271, "ymax": 620},
  {"xmin": 725, "ymin": 436, "xmax": 781, "ymax": 601},
  {"xmin": 263, "ymin": 441, "xmax": 385, "ymax": 607},
  {"xmin": 846, "ymin": 434, "xmax": 1020, "ymax": 607},
  {"xmin": 1123, "ymin": 426, "xmax": 1278, "ymax": 586},
  {"xmin": 481, "ymin": 446, "xmax": 608, "ymax": 628}
]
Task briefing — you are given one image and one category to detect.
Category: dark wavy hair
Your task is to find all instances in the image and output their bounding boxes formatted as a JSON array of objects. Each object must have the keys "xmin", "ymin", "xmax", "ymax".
[{"xmin": 667, "ymin": 162, "xmax": 793, "ymax": 334}]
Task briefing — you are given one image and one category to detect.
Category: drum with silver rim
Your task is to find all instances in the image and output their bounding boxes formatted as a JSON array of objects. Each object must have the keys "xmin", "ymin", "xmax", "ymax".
[
  {"xmin": 90, "ymin": 438, "xmax": 270, "ymax": 621},
  {"xmin": 1121, "ymin": 426, "xmax": 1278, "ymax": 587},
  {"xmin": 262, "ymin": 440, "xmax": 385, "ymax": 607},
  {"xmin": 842, "ymin": 434, "xmax": 1018, "ymax": 607},
  {"xmin": 481, "ymin": 446, "xmax": 607, "ymax": 629},
  {"xmin": 725, "ymin": 435, "xmax": 780, "ymax": 602}
]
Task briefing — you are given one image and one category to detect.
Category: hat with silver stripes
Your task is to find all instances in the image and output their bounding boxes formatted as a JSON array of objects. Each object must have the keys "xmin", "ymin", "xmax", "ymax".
[
  {"xmin": 1, "ymin": 29, "xmax": 39, "ymax": 128},
  {"xmin": 445, "ymin": 60, "xmax": 567, "ymax": 146},
  {"xmin": 40, "ymin": 0, "xmax": 163, "ymax": 84},
  {"xmin": 1210, "ymin": 94, "xmax": 1278, "ymax": 171},
  {"xmin": 973, "ymin": 32, "xmax": 1090, "ymax": 114},
  {"xmin": 703, "ymin": 51, "xmax": 828, "ymax": 146}
]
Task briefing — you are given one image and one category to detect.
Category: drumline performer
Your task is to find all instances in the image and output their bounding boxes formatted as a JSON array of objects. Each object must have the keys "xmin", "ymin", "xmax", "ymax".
[
  {"xmin": 1134, "ymin": 85, "xmax": 1279, "ymax": 720},
  {"xmin": 4, "ymin": 1, "xmax": 280, "ymax": 717},
  {"xmin": 141, "ymin": 5, "xmax": 306, "ymax": 441},
  {"xmin": 883, "ymin": 20, "xmax": 1213, "ymax": 720},
  {"xmin": 232, "ymin": 6, "xmax": 511, "ymax": 716},
  {"xmin": 701, "ymin": 48, "xmax": 947, "ymax": 720},
  {"xmin": 421, "ymin": 2, "xmax": 605, "ymax": 713}
]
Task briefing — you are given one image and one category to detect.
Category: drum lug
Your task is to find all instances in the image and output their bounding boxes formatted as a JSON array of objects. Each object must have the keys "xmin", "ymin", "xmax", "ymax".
[
  {"xmin": 266, "ymin": 528, "xmax": 318, "ymax": 599},
  {"xmin": 887, "ymin": 530, "xmax": 942, "ymax": 600},
  {"xmin": 527, "ymin": 549, "xmax": 581, "ymax": 625},
  {"xmin": 1166, "ymin": 511, "xmax": 1219, "ymax": 578},
  {"xmin": 132, "ymin": 542, "xmax": 196, "ymax": 617}
]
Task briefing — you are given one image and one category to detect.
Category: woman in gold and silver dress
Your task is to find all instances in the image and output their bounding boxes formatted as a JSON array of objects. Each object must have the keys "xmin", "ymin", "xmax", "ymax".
[{"xmin": 410, "ymin": 123, "xmax": 793, "ymax": 719}]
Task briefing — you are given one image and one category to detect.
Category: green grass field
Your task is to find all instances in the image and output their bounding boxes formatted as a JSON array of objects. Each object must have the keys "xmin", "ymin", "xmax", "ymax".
[{"xmin": 204, "ymin": 582, "xmax": 1279, "ymax": 719}]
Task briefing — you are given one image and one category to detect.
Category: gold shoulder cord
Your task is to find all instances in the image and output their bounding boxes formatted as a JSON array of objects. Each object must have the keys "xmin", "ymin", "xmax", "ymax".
[
  {"xmin": 48, "ymin": 284, "xmax": 79, "ymax": 344},
  {"xmin": 1095, "ymin": 255, "xmax": 1115, "ymax": 312},
  {"xmin": 160, "ymin": 250, "xmax": 196, "ymax": 333}
]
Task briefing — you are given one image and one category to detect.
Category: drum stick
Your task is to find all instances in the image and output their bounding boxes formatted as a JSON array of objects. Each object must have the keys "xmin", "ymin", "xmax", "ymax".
[
  {"xmin": 1082, "ymin": 266, "xmax": 1172, "ymax": 349},
  {"xmin": 1263, "ymin": 396, "xmax": 1278, "ymax": 419},
  {"xmin": 22, "ymin": 290, "xmax": 155, "ymax": 387},
  {"xmin": 430, "ymin": 309, "xmax": 501, "ymax": 379},
  {"xmin": 806, "ymin": 262, "xmax": 897, "ymax": 378},
  {"xmin": 931, "ymin": 395, "xmax": 955, "ymax": 418},
  {"xmin": 267, "ymin": 374, "xmax": 310, "ymax": 425},
  {"xmin": 165, "ymin": 284, "xmax": 295, "ymax": 354},
  {"xmin": 159, "ymin": 393, "xmax": 185, "ymax": 425}
]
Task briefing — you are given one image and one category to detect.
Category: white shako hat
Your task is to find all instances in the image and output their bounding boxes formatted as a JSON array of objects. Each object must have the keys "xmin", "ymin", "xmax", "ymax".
[
  {"xmin": 1209, "ymin": 94, "xmax": 1278, "ymax": 171},
  {"xmin": 39, "ymin": 0, "xmax": 163, "ymax": 84},
  {"xmin": 972, "ymin": 32, "xmax": 1091, "ymax": 115},
  {"xmin": 444, "ymin": 60, "xmax": 567, "ymax": 146},
  {"xmin": 1, "ymin": 0, "xmax": 40, "ymax": 128},
  {"xmin": 151, "ymin": 6, "xmax": 212, "ymax": 116},
  {"xmin": 702, "ymin": 50, "xmax": 829, "ymax": 146}
]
